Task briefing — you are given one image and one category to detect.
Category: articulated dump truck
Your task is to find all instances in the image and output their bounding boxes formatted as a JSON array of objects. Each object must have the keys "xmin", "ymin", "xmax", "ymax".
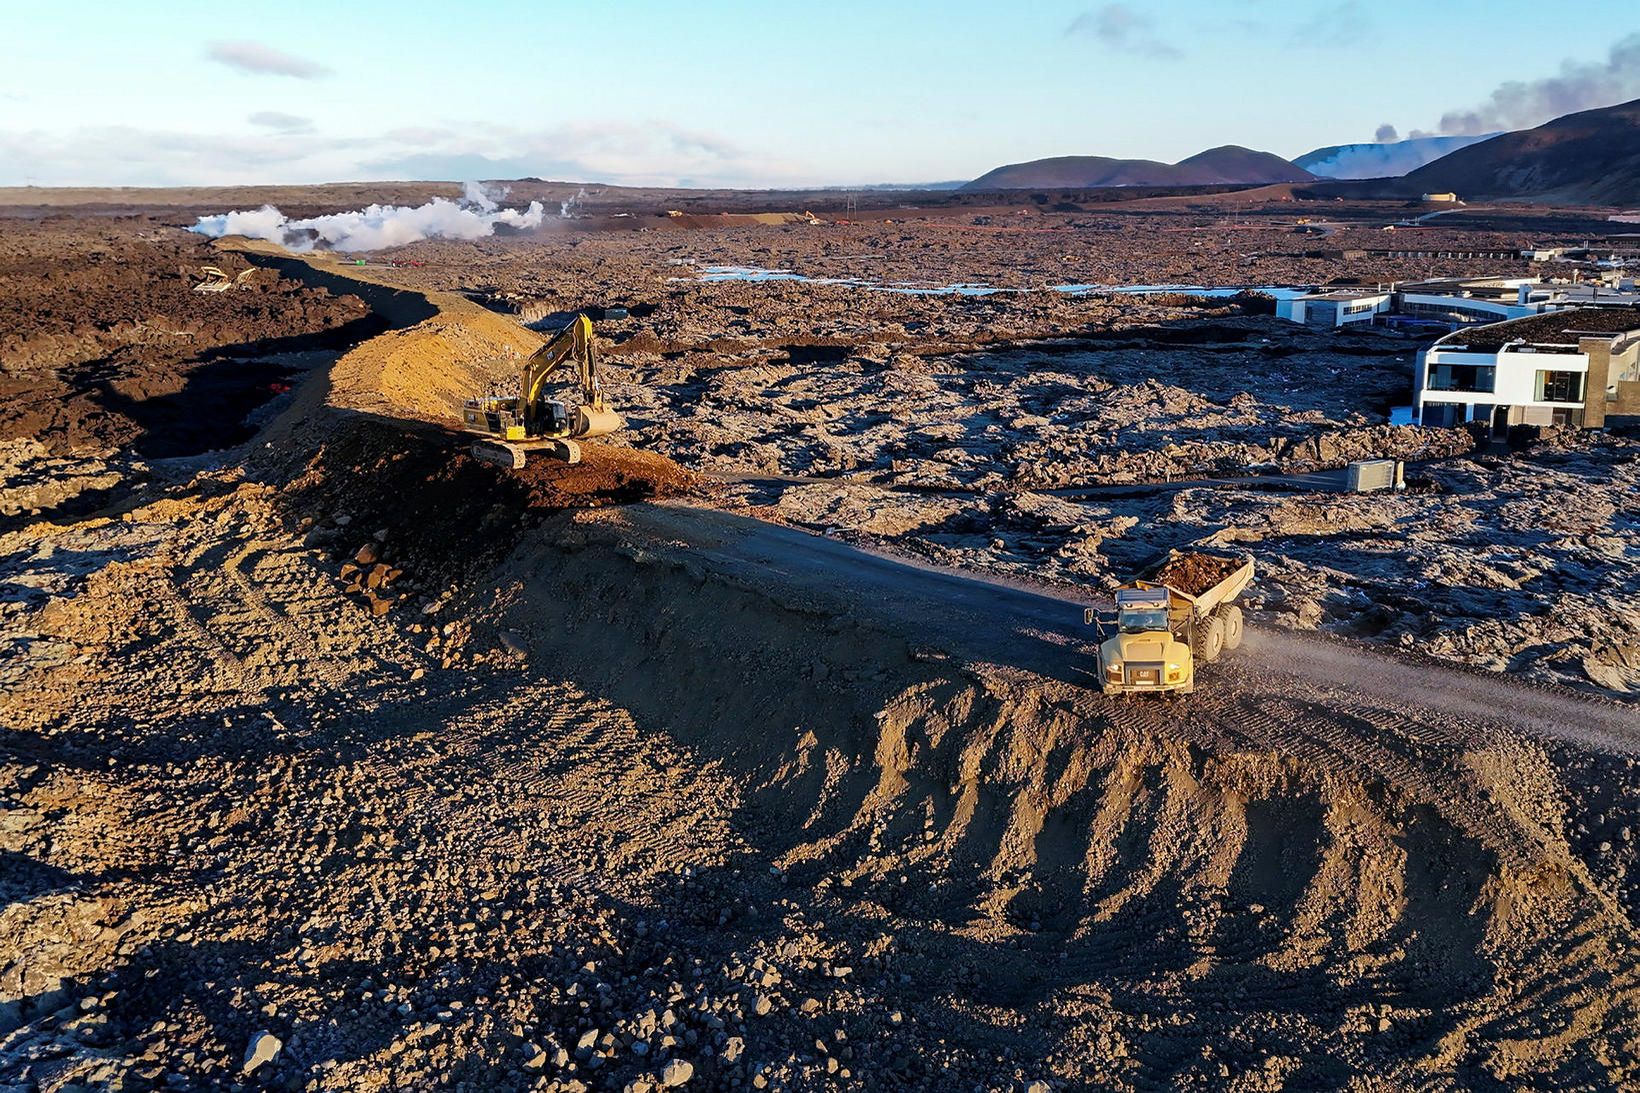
[{"xmin": 1085, "ymin": 550, "xmax": 1254, "ymax": 695}]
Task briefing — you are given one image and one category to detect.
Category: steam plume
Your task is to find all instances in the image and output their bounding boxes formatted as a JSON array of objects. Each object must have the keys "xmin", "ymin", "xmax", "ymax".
[
  {"xmin": 1427, "ymin": 32, "xmax": 1640, "ymax": 135},
  {"xmin": 462, "ymin": 180, "xmax": 503, "ymax": 211},
  {"xmin": 189, "ymin": 182, "xmax": 544, "ymax": 252},
  {"xmin": 1299, "ymin": 133, "xmax": 1498, "ymax": 179}
]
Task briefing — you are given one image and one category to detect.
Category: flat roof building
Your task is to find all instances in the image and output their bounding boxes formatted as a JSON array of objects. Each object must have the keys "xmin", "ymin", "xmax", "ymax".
[
  {"xmin": 1275, "ymin": 290, "xmax": 1392, "ymax": 327},
  {"xmin": 1415, "ymin": 307, "xmax": 1640, "ymax": 431},
  {"xmin": 1277, "ymin": 275, "xmax": 1640, "ymax": 331}
]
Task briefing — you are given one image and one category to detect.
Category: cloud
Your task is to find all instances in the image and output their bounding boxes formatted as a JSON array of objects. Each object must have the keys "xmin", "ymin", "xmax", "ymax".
[
  {"xmin": 1374, "ymin": 123, "xmax": 1399, "ymax": 143},
  {"xmin": 383, "ymin": 126, "xmax": 458, "ymax": 147},
  {"xmin": 205, "ymin": 40, "xmax": 331, "ymax": 79},
  {"xmin": 0, "ymin": 119, "xmax": 813, "ymax": 189},
  {"xmin": 364, "ymin": 121, "xmax": 807, "ymax": 189},
  {"xmin": 0, "ymin": 125, "xmax": 369, "ymax": 187},
  {"xmin": 1065, "ymin": 4, "xmax": 1182, "ymax": 59},
  {"xmin": 248, "ymin": 111, "xmax": 313, "ymax": 133},
  {"xmin": 1423, "ymin": 31, "xmax": 1640, "ymax": 135}
]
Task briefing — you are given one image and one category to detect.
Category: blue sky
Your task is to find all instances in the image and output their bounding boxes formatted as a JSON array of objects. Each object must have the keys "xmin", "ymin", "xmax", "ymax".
[{"xmin": 0, "ymin": 0, "xmax": 1635, "ymax": 187}]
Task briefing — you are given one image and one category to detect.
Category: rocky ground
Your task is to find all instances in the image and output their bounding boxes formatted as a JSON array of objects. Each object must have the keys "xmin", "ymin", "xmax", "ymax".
[
  {"xmin": 2, "ymin": 202, "xmax": 1639, "ymax": 1091},
  {"xmin": 0, "ymin": 219, "xmax": 372, "ymax": 458},
  {"xmin": 375, "ymin": 216, "xmax": 1634, "ymax": 700}
]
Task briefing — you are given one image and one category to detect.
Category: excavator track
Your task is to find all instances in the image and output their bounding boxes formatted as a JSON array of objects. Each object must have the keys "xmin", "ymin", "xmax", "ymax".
[{"xmin": 470, "ymin": 437, "xmax": 582, "ymax": 469}]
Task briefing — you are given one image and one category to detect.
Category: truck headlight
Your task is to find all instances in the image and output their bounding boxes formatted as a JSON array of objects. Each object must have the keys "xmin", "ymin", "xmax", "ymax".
[
  {"xmin": 1104, "ymin": 663, "xmax": 1123, "ymax": 681},
  {"xmin": 1166, "ymin": 663, "xmax": 1183, "ymax": 681}
]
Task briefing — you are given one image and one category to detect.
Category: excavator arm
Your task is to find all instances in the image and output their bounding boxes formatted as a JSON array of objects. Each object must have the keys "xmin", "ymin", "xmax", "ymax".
[{"xmin": 519, "ymin": 315, "xmax": 612, "ymax": 431}]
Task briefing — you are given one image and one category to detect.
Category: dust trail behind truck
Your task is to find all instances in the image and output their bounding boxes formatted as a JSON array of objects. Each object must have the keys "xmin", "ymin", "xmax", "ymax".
[{"xmin": 1088, "ymin": 550, "xmax": 1254, "ymax": 695}]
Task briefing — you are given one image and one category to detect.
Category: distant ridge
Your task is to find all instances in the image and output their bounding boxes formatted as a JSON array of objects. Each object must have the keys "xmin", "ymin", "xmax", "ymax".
[
  {"xmin": 962, "ymin": 145, "xmax": 1314, "ymax": 190},
  {"xmin": 1397, "ymin": 98, "xmax": 1640, "ymax": 204}
]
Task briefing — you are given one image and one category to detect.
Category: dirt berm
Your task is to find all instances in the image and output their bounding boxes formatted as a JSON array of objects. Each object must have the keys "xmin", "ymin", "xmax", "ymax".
[{"xmin": 464, "ymin": 500, "xmax": 1640, "ymax": 1088}]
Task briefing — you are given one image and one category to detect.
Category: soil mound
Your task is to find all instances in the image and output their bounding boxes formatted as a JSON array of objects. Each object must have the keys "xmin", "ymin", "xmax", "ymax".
[
  {"xmin": 285, "ymin": 418, "xmax": 701, "ymax": 591},
  {"xmin": 459, "ymin": 505, "xmax": 1640, "ymax": 1087},
  {"xmin": 1153, "ymin": 550, "xmax": 1243, "ymax": 595},
  {"xmin": 323, "ymin": 301, "xmax": 532, "ymax": 426}
]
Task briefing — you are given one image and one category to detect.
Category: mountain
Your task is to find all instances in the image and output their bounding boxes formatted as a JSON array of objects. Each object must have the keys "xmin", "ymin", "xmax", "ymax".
[
  {"xmin": 1295, "ymin": 133, "xmax": 1498, "ymax": 180},
  {"xmin": 1172, "ymin": 146, "xmax": 1317, "ymax": 184},
  {"xmin": 962, "ymin": 145, "xmax": 1314, "ymax": 190},
  {"xmin": 1398, "ymin": 98, "xmax": 1640, "ymax": 204}
]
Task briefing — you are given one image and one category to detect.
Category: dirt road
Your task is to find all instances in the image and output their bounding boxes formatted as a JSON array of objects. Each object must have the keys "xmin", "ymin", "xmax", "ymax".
[{"xmin": 621, "ymin": 501, "xmax": 1639, "ymax": 749}]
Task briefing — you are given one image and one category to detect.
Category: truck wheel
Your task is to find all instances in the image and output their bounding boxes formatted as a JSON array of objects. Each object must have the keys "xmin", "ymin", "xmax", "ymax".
[
  {"xmin": 1220, "ymin": 605, "xmax": 1244, "ymax": 651},
  {"xmin": 1199, "ymin": 616, "xmax": 1225, "ymax": 663}
]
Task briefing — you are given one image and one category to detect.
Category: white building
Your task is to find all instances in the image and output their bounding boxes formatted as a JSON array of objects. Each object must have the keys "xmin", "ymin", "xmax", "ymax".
[
  {"xmin": 1397, "ymin": 287, "xmax": 1538, "ymax": 325},
  {"xmin": 1276, "ymin": 290, "xmax": 1393, "ymax": 326},
  {"xmin": 1415, "ymin": 308, "xmax": 1640, "ymax": 431},
  {"xmin": 1277, "ymin": 276, "xmax": 1640, "ymax": 329}
]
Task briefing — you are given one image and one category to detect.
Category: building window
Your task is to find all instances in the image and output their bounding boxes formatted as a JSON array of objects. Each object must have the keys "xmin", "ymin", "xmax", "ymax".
[
  {"xmin": 1535, "ymin": 370, "xmax": 1584, "ymax": 402},
  {"xmin": 1421, "ymin": 403, "xmax": 1463, "ymax": 428},
  {"xmin": 1428, "ymin": 363, "xmax": 1496, "ymax": 393}
]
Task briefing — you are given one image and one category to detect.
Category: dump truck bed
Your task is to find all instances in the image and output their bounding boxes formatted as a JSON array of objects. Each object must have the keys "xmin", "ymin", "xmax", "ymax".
[{"xmin": 1136, "ymin": 550, "xmax": 1254, "ymax": 616}]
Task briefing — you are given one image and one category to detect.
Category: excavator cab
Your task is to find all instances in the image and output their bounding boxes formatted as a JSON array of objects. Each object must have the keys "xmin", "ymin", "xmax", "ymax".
[{"xmin": 535, "ymin": 399, "xmax": 569, "ymax": 436}]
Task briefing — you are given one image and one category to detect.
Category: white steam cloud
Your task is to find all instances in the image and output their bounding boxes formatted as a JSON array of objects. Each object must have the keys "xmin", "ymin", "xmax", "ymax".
[
  {"xmin": 1298, "ymin": 133, "xmax": 1498, "ymax": 180},
  {"xmin": 461, "ymin": 180, "xmax": 501, "ymax": 211},
  {"xmin": 189, "ymin": 182, "xmax": 545, "ymax": 252}
]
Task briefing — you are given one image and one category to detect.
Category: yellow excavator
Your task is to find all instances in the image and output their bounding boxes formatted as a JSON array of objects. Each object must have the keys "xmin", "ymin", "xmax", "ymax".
[{"xmin": 461, "ymin": 314, "xmax": 625, "ymax": 469}]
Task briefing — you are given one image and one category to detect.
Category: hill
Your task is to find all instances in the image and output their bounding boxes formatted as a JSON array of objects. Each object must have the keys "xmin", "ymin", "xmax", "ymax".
[
  {"xmin": 1295, "ymin": 133, "xmax": 1497, "ymax": 179},
  {"xmin": 963, "ymin": 145, "xmax": 1313, "ymax": 190},
  {"xmin": 1399, "ymin": 98, "xmax": 1640, "ymax": 204}
]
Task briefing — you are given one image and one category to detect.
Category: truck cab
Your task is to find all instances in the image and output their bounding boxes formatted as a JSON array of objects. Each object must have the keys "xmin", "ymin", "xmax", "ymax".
[
  {"xmin": 1086, "ymin": 551, "xmax": 1253, "ymax": 697},
  {"xmin": 1098, "ymin": 587, "xmax": 1193, "ymax": 694}
]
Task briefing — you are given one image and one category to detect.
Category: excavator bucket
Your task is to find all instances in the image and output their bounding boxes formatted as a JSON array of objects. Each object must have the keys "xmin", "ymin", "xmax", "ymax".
[{"xmin": 574, "ymin": 407, "xmax": 624, "ymax": 438}]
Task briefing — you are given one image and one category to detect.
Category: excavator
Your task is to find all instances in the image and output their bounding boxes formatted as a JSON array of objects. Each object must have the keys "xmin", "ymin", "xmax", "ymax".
[{"xmin": 461, "ymin": 314, "xmax": 625, "ymax": 469}]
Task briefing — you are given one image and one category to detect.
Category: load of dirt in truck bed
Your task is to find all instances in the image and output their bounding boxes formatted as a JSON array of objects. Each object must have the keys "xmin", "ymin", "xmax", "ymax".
[{"xmin": 1153, "ymin": 550, "xmax": 1244, "ymax": 595}]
